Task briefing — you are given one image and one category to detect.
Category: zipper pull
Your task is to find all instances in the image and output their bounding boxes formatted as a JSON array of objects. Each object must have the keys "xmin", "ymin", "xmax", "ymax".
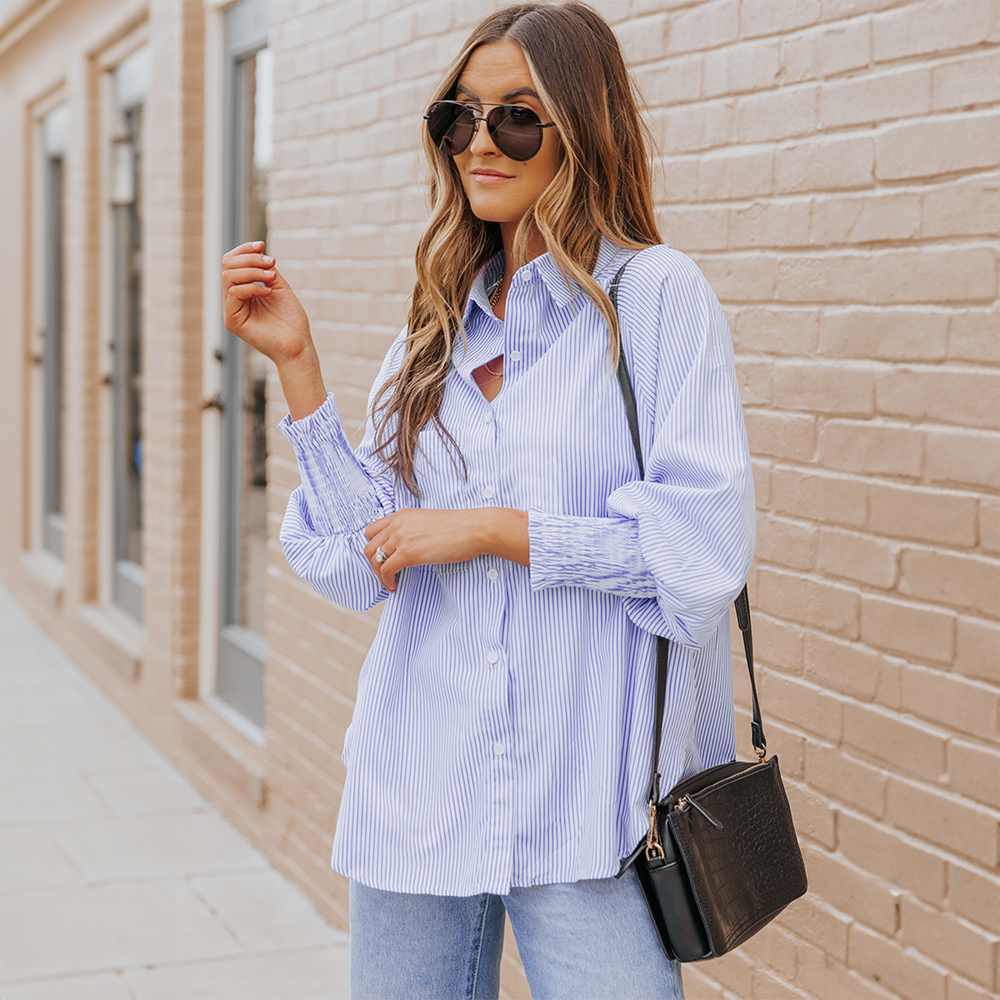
[{"xmin": 676, "ymin": 795, "xmax": 723, "ymax": 830}]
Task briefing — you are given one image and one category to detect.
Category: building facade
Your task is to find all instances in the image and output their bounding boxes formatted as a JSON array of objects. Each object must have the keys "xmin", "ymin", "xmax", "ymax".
[{"xmin": 1, "ymin": 0, "xmax": 997, "ymax": 997}]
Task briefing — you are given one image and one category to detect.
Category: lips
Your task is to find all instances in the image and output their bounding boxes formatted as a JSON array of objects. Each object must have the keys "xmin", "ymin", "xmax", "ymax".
[{"xmin": 471, "ymin": 169, "xmax": 514, "ymax": 179}]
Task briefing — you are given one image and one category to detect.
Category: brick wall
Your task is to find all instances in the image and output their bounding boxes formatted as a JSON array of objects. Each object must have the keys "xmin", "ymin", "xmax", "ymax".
[{"xmin": 265, "ymin": 2, "xmax": 999, "ymax": 998}]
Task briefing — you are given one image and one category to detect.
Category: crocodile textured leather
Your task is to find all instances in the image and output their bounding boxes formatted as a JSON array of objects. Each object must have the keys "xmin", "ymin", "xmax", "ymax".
[{"xmin": 665, "ymin": 756, "xmax": 808, "ymax": 956}]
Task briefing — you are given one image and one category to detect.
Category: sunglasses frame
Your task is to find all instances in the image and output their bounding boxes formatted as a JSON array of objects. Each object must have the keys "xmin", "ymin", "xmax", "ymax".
[{"xmin": 424, "ymin": 100, "xmax": 556, "ymax": 162}]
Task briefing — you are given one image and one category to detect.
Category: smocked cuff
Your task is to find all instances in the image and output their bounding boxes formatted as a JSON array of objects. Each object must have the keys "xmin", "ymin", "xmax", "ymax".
[
  {"xmin": 278, "ymin": 393, "xmax": 384, "ymax": 535},
  {"xmin": 527, "ymin": 509, "xmax": 658, "ymax": 598}
]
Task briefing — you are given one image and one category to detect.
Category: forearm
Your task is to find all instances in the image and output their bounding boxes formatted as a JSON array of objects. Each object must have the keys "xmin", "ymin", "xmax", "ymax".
[
  {"xmin": 478, "ymin": 507, "xmax": 530, "ymax": 567},
  {"xmin": 278, "ymin": 344, "xmax": 328, "ymax": 422}
]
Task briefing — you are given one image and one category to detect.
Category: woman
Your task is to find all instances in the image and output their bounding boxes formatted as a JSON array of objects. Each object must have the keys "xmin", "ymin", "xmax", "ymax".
[{"xmin": 221, "ymin": 3, "xmax": 754, "ymax": 997}]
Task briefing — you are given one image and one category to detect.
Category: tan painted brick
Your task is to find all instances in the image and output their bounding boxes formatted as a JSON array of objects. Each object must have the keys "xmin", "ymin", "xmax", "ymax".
[
  {"xmin": 659, "ymin": 204, "xmax": 730, "ymax": 251},
  {"xmin": 779, "ymin": 30, "xmax": 819, "ymax": 85},
  {"xmin": 888, "ymin": 777, "xmax": 999, "ymax": 868},
  {"xmin": 949, "ymin": 740, "xmax": 1000, "ymax": 811},
  {"xmin": 842, "ymin": 700, "xmax": 948, "ymax": 778},
  {"xmin": 657, "ymin": 98, "xmax": 735, "ymax": 153},
  {"xmin": 750, "ymin": 968, "xmax": 809, "ymax": 998},
  {"xmin": 696, "ymin": 146, "xmax": 775, "ymax": 200},
  {"xmin": 760, "ymin": 668, "xmax": 843, "ymax": 741},
  {"xmin": 741, "ymin": 0, "xmax": 821, "ymax": 38},
  {"xmin": 770, "ymin": 465, "xmax": 868, "ymax": 528},
  {"xmin": 774, "ymin": 360, "xmax": 876, "ymax": 416},
  {"xmin": 806, "ymin": 741, "xmax": 887, "ymax": 817},
  {"xmin": 933, "ymin": 50, "xmax": 1000, "ymax": 111},
  {"xmin": 901, "ymin": 663, "xmax": 999, "ymax": 743},
  {"xmin": 948, "ymin": 861, "xmax": 1000, "ymax": 935},
  {"xmin": 749, "ymin": 610, "xmax": 804, "ymax": 673},
  {"xmin": 775, "ymin": 134, "xmax": 874, "ymax": 193},
  {"xmin": 821, "ymin": 65, "xmax": 931, "ymax": 128},
  {"xmin": 679, "ymin": 965, "xmax": 725, "ymax": 1000},
  {"xmin": 635, "ymin": 54, "xmax": 702, "ymax": 107},
  {"xmin": 819, "ymin": 526, "xmax": 898, "ymax": 589},
  {"xmin": 694, "ymin": 948, "xmax": 754, "ymax": 997},
  {"xmin": 872, "ymin": 0, "xmax": 1000, "ymax": 63},
  {"xmin": 733, "ymin": 307, "xmax": 819, "ymax": 356},
  {"xmin": 796, "ymin": 938, "xmax": 907, "ymax": 1000},
  {"xmin": 757, "ymin": 566, "xmax": 860, "ymax": 638},
  {"xmin": 751, "ymin": 457, "xmax": 771, "ymax": 507},
  {"xmin": 730, "ymin": 199, "xmax": 810, "ymax": 249},
  {"xmin": 735, "ymin": 357, "xmax": 773, "ymax": 406},
  {"xmin": 947, "ymin": 974, "xmax": 1000, "ymax": 1000},
  {"xmin": 817, "ymin": 15, "xmax": 872, "ymax": 77},
  {"xmin": 861, "ymin": 593, "xmax": 955, "ymax": 664},
  {"xmin": 869, "ymin": 482, "xmax": 978, "ymax": 548},
  {"xmin": 737, "ymin": 711, "xmax": 805, "ymax": 777},
  {"xmin": 899, "ymin": 548, "xmax": 1000, "ymax": 619},
  {"xmin": 923, "ymin": 174, "xmax": 1000, "ymax": 241},
  {"xmin": 667, "ymin": 0, "xmax": 741, "ymax": 54},
  {"xmin": 736, "ymin": 84, "xmax": 818, "ymax": 143},
  {"xmin": 875, "ymin": 111, "xmax": 1000, "ymax": 181},
  {"xmin": 702, "ymin": 37, "xmax": 781, "ymax": 98},
  {"xmin": 744, "ymin": 409, "xmax": 817, "ymax": 461},
  {"xmin": 803, "ymin": 630, "xmax": 901, "ymax": 707},
  {"xmin": 877, "ymin": 367, "xmax": 1000, "ymax": 431},
  {"xmin": 980, "ymin": 497, "xmax": 1000, "ymax": 555},
  {"xmin": 811, "ymin": 190, "xmax": 922, "ymax": 246},
  {"xmin": 947, "ymin": 308, "xmax": 1000, "ymax": 365},
  {"xmin": 693, "ymin": 252, "xmax": 777, "ymax": 301},
  {"xmin": 849, "ymin": 922, "xmax": 948, "ymax": 1000},
  {"xmin": 803, "ymin": 847, "xmax": 900, "ymax": 936},
  {"xmin": 924, "ymin": 428, "xmax": 1000, "ymax": 492},
  {"xmin": 819, "ymin": 419, "xmax": 923, "ymax": 478},
  {"xmin": 755, "ymin": 513, "xmax": 818, "ymax": 570},
  {"xmin": 840, "ymin": 810, "xmax": 948, "ymax": 904},
  {"xmin": 954, "ymin": 616, "xmax": 1000, "ymax": 686},
  {"xmin": 792, "ymin": 892, "xmax": 852, "ymax": 963},
  {"xmin": 819, "ymin": 307, "xmax": 948, "ymax": 362}
]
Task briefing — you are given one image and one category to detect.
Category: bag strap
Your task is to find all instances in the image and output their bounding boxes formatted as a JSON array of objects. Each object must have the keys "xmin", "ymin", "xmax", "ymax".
[{"xmin": 607, "ymin": 258, "xmax": 766, "ymax": 808}]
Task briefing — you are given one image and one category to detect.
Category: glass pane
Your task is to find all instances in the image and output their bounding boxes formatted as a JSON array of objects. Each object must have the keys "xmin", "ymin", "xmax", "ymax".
[
  {"xmin": 236, "ymin": 48, "xmax": 272, "ymax": 637},
  {"xmin": 121, "ymin": 103, "xmax": 143, "ymax": 567},
  {"xmin": 43, "ymin": 155, "xmax": 64, "ymax": 523}
]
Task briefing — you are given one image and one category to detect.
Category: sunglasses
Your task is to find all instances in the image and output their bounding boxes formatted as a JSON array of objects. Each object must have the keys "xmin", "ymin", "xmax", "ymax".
[{"xmin": 424, "ymin": 100, "xmax": 556, "ymax": 161}]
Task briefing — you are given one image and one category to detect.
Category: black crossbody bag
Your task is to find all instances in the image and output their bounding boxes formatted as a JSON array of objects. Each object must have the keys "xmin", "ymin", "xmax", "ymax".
[{"xmin": 608, "ymin": 258, "xmax": 808, "ymax": 962}]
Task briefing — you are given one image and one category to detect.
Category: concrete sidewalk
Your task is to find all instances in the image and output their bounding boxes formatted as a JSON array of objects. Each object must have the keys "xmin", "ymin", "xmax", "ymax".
[{"xmin": 0, "ymin": 585, "xmax": 351, "ymax": 1000}]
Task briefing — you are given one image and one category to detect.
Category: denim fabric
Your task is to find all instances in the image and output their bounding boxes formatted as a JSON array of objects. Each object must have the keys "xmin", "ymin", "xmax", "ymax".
[{"xmin": 349, "ymin": 869, "xmax": 684, "ymax": 1000}]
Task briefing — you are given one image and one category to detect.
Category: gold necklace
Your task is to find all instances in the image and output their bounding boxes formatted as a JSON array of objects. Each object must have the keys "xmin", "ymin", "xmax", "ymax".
[
  {"xmin": 483, "ymin": 356, "xmax": 503, "ymax": 378},
  {"xmin": 489, "ymin": 278, "xmax": 503, "ymax": 309}
]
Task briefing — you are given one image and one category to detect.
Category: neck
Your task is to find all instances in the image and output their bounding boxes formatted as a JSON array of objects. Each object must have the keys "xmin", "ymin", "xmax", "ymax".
[{"xmin": 499, "ymin": 219, "xmax": 548, "ymax": 280}]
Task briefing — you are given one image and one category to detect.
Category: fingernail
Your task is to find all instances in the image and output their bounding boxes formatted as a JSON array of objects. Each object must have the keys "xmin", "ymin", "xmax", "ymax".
[
  {"xmin": 252, "ymin": 241, "xmax": 263, "ymax": 248},
  {"xmin": 262, "ymin": 255, "xmax": 274, "ymax": 265}
]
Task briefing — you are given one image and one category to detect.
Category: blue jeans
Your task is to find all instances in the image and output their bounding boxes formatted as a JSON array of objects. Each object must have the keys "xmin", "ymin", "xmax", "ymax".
[{"xmin": 349, "ymin": 869, "xmax": 685, "ymax": 1000}]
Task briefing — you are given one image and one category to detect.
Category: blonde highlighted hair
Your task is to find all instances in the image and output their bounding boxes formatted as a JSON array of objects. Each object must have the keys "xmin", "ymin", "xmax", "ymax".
[{"xmin": 374, "ymin": 1, "xmax": 661, "ymax": 495}]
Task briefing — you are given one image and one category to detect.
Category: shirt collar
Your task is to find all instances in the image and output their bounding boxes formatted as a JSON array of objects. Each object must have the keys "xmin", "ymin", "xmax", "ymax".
[{"xmin": 463, "ymin": 235, "xmax": 631, "ymax": 324}]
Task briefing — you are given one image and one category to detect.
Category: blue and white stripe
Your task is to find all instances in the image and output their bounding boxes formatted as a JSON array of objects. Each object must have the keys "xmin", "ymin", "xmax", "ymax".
[{"xmin": 279, "ymin": 236, "xmax": 755, "ymax": 896}]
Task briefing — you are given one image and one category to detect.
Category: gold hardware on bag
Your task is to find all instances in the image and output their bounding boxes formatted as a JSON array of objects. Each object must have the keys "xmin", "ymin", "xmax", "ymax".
[
  {"xmin": 755, "ymin": 746, "xmax": 766, "ymax": 762},
  {"xmin": 645, "ymin": 800, "xmax": 664, "ymax": 861}
]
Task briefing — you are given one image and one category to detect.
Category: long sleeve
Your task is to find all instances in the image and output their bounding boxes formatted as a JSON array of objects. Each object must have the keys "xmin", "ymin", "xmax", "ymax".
[
  {"xmin": 278, "ymin": 332, "xmax": 405, "ymax": 612},
  {"xmin": 527, "ymin": 253, "xmax": 755, "ymax": 648}
]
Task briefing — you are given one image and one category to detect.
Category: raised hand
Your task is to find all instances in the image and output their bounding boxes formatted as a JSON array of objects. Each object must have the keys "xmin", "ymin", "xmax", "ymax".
[{"xmin": 221, "ymin": 240, "xmax": 327, "ymax": 421}]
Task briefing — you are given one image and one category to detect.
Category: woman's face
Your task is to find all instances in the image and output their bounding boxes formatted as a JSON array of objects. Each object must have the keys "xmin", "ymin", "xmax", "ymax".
[{"xmin": 451, "ymin": 40, "xmax": 562, "ymax": 231}]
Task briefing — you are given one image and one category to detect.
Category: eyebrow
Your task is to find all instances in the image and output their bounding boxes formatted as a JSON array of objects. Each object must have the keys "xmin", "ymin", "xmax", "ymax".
[{"xmin": 455, "ymin": 84, "xmax": 542, "ymax": 103}]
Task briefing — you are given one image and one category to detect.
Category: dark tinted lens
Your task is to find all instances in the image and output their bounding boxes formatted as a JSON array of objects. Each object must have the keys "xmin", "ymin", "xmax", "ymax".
[
  {"xmin": 489, "ymin": 105, "xmax": 542, "ymax": 160},
  {"xmin": 426, "ymin": 102, "xmax": 475, "ymax": 155}
]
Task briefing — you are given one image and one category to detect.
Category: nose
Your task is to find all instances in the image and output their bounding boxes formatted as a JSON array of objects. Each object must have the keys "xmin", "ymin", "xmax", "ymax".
[{"xmin": 467, "ymin": 115, "xmax": 501, "ymax": 157}]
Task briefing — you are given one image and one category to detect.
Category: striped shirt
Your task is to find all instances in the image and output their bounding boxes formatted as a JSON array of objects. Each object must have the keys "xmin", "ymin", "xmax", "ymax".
[{"xmin": 279, "ymin": 237, "xmax": 755, "ymax": 896}]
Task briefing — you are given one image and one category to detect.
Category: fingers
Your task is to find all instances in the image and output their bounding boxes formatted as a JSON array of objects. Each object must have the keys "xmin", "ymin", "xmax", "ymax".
[
  {"xmin": 364, "ymin": 529, "xmax": 399, "ymax": 592},
  {"xmin": 225, "ymin": 266, "xmax": 278, "ymax": 286}
]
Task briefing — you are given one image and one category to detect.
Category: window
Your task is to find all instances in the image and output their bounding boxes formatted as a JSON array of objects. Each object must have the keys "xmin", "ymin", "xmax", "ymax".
[
  {"xmin": 109, "ymin": 46, "xmax": 149, "ymax": 623},
  {"xmin": 40, "ymin": 105, "xmax": 68, "ymax": 559},
  {"xmin": 217, "ymin": 0, "xmax": 272, "ymax": 730}
]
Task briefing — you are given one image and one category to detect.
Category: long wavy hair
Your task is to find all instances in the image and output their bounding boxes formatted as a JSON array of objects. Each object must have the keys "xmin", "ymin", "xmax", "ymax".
[{"xmin": 373, "ymin": 1, "xmax": 661, "ymax": 495}]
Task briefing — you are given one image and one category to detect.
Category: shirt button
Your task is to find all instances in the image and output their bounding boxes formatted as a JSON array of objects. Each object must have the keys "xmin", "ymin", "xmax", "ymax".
[
  {"xmin": 482, "ymin": 485, "xmax": 495, "ymax": 500},
  {"xmin": 486, "ymin": 651, "xmax": 499, "ymax": 664},
  {"xmin": 487, "ymin": 567, "xmax": 499, "ymax": 582},
  {"xmin": 509, "ymin": 350, "xmax": 522, "ymax": 362},
  {"xmin": 494, "ymin": 743, "xmax": 506, "ymax": 756}
]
